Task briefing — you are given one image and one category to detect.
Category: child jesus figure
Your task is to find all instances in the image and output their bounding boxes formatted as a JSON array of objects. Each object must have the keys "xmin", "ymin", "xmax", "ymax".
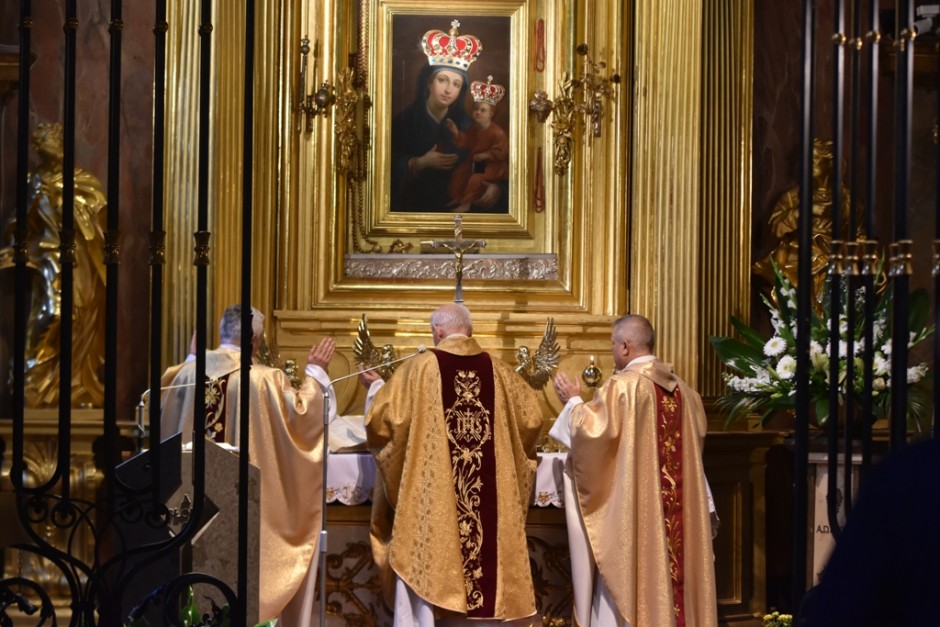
[{"xmin": 445, "ymin": 76, "xmax": 508, "ymax": 213}]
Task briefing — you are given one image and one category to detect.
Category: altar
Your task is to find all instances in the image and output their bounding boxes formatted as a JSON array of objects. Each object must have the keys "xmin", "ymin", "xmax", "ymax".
[
  {"xmin": 324, "ymin": 415, "xmax": 728, "ymax": 626},
  {"xmin": 322, "ymin": 455, "xmax": 571, "ymax": 624},
  {"xmin": 321, "ymin": 415, "xmax": 570, "ymax": 625},
  {"xmin": 320, "ymin": 417, "xmax": 747, "ymax": 626}
]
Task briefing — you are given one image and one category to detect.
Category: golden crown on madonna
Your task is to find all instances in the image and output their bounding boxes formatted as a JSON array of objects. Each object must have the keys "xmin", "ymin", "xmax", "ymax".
[
  {"xmin": 471, "ymin": 75, "xmax": 506, "ymax": 105},
  {"xmin": 421, "ymin": 20, "xmax": 482, "ymax": 71}
]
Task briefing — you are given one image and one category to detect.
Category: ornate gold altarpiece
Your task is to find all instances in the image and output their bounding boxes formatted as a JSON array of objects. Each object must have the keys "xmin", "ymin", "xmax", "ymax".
[
  {"xmin": 147, "ymin": 0, "xmax": 769, "ymax": 623},
  {"xmin": 156, "ymin": 0, "xmax": 756, "ymax": 404}
]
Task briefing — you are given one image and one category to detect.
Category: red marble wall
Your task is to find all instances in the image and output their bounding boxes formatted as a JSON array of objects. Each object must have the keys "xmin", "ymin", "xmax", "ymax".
[
  {"xmin": 753, "ymin": 0, "xmax": 838, "ymax": 275},
  {"xmin": 0, "ymin": 2, "xmax": 153, "ymax": 418}
]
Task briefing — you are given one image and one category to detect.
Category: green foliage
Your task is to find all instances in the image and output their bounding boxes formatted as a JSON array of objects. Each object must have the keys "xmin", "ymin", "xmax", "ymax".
[
  {"xmin": 711, "ymin": 260, "xmax": 934, "ymax": 429},
  {"xmin": 179, "ymin": 586, "xmax": 201, "ymax": 627}
]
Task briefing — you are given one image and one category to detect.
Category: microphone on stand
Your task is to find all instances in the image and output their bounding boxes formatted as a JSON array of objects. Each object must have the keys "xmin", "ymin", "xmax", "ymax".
[
  {"xmin": 322, "ymin": 344, "xmax": 428, "ymax": 389},
  {"xmin": 315, "ymin": 344, "xmax": 427, "ymax": 623}
]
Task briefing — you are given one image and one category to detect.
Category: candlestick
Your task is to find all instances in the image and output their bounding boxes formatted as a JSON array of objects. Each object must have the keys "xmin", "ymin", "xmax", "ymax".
[{"xmin": 582, "ymin": 355, "xmax": 602, "ymax": 389}]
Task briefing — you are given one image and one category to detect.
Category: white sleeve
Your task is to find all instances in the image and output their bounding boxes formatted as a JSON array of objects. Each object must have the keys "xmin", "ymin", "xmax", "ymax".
[
  {"xmin": 363, "ymin": 379, "xmax": 385, "ymax": 415},
  {"xmin": 304, "ymin": 363, "xmax": 338, "ymax": 424},
  {"xmin": 547, "ymin": 396, "xmax": 583, "ymax": 449},
  {"xmin": 705, "ymin": 476, "xmax": 721, "ymax": 539}
]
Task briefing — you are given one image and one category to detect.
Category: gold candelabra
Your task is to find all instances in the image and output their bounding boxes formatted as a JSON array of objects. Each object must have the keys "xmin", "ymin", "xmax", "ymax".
[
  {"xmin": 296, "ymin": 37, "xmax": 334, "ymax": 133},
  {"xmin": 528, "ymin": 43, "xmax": 621, "ymax": 175}
]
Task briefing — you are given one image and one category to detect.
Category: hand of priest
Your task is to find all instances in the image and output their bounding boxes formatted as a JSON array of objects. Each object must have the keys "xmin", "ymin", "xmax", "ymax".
[
  {"xmin": 308, "ymin": 337, "xmax": 335, "ymax": 369},
  {"xmin": 357, "ymin": 365, "xmax": 382, "ymax": 388},
  {"xmin": 552, "ymin": 372, "xmax": 581, "ymax": 404}
]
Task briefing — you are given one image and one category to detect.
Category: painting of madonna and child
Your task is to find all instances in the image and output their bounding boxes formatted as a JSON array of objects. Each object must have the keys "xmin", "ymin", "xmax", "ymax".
[{"xmin": 390, "ymin": 15, "xmax": 512, "ymax": 214}]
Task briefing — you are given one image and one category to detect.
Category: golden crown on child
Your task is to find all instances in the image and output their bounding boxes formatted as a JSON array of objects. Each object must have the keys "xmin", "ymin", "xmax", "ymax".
[
  {"xmin": 421, "ymin": 20, "xmax": 483, "ymax": 70},
  {"xmin": 471, "ymin": 76, "xmax": 506, "ymax": 105}
]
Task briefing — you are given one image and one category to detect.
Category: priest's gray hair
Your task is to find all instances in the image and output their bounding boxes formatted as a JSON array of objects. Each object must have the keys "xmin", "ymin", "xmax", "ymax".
[
  {"xmin": 613, "ymin": 314, "xmax": 655, "ymax": 352},
  {"xmin": 219, "ymin": 304, "xmax": 265, "ymax": 344},
  {"xmin": 430, "ymin": 303, "xmax": 473, "ymax": 336}
]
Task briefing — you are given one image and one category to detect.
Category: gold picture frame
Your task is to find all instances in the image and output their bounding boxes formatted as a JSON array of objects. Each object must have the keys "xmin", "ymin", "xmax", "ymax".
[
  {"xmin": 321, "ymin": 0, "xmax": 584, "ymax": 302},
  {"xmin": 362, "ymin": 0, "xmax": 556, "ymax": 251}
]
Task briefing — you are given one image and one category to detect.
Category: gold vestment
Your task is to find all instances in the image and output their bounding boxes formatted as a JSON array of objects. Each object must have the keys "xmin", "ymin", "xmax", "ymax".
[
  {"xmin": 160, "ymin": 348, "xmax": 324, "ymax": 622},
  {"xmin": 568, "ymin": 359, "xmax": 717, "ymax": 627},
  {"xmin": 366, "ymin": 336, "xmax": 543, "ymax": 620}
]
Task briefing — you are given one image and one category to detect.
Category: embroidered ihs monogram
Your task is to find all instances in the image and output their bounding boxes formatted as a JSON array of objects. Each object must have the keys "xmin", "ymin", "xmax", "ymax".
[{"xmin": 447, "ymin": 369, "xmax": 492, "ymax": 445}]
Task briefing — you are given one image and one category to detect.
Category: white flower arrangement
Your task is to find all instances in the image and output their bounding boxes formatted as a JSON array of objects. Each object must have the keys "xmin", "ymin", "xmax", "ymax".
[{"xmin": 711, "ymin": 261, "xmax": 933, "ymax": 428}]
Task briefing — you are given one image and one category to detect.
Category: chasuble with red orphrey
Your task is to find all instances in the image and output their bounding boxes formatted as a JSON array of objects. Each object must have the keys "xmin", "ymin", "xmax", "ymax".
[
  {"xmin": 568, "ymin": 359, "xmax": 718, "ymax": 627},
  {"xmin": 433, "ymin": 349, "xmax": 498, "ymax": 617},
  {"xmin": 656, "ymin": 384, "xmax": 686, "ymax": 627},
  {"xmin": 366, "ymin": 335, "xmax": 543, "ymax": 621}
]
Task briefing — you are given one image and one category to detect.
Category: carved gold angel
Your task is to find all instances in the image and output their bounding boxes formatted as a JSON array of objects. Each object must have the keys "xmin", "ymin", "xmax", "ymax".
[
  {"xmin": 515, "ymin": 318, "xmax": 560, "ymax": 390},
  {"xmin": 353, "ymin": 314, "xmax": 399, "ymax": 381}
]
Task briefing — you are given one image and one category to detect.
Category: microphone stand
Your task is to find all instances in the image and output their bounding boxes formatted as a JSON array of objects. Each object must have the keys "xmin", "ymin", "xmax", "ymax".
[
  {"xmin": 316, "ymin": 345, "xmax": 426, "ymax": 625},
  {"xmin": 135, "ymin": 381, "xmax": 203, "ymax": 450}
]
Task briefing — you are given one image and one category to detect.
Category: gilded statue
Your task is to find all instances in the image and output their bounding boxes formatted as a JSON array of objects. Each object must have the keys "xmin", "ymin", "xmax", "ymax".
[
  {"xmin": 752, "ymin": 138, "xmax": 859, "ymax": 312},
  {"xmin": 353, "ymin": 314, "xmax": 399, "ymax": 381},
  {"xmin": 514, "ymin": 318, "xmax": 560, "ymax": 390},
  {"xmin": 0, "ymin": 123, "xmax": 107, "ymax": 407}
]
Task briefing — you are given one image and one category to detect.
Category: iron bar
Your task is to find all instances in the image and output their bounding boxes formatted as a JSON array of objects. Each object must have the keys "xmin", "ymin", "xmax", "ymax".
[
  {"xmin": 936, "ymin": 13, "xmax": 940, "ymax": 440},
  {"xmin": 11, "ymin": 0, "xmax": 32, "ymax": 493},
  {"xmin": 792, "ymin": 0, "xmax": 816, "ymax": 612},
  {"xmin": 861, "ymin": 0, "xmax": 880, "ymax": 474},
  {"xmin": 103, "ymin": 0, "xmax": 123, "ymax": 509},
  {"xmin": 848, "ymin": 2, "xmax": 862, "ymax": 241},
  {"xmin": 842, "ymin": 0, "xmax": 863, "ymax": 518},
  {"xmin": 827, "ymin": 0, "xmax": 847, "ymax": 535},
  {"xmin": 148, "ymin": 0, "xmax": 169, "ymax": 509},
  {"xmin": 57, "ymin": 0, "xmax": 79, "ymax": 502},
  {"xmin": 238, "ymin": 1, "xmax": 256, "ymax": 622},
  {"xmin": 190, "ymin": 0, "xmax": 214, "ymax": 546},
  {"xmin": 98, "ymin": 2, "xmax": 124, "ymax": 622},
  {"xmin": 890, "ymin": 1, "xmax": 914, "ymax": 451}
]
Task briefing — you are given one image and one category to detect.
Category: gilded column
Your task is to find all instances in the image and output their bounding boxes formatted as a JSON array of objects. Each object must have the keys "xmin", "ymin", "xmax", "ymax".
[
  {"xmin": 163, "ymin": 0, "xmax": 210, "ymax": 363},
  {"xmin": 210, "ymin": 2, "xmax": 283, "ymax": 330},
  {"xmin": 698, "ymin": 0, "xmax": 753, "ymax": 401},
  {"xmin": 212, "ymin": 4, "xmax": 245, "ymax": 321},
  {"xmin": 280, "ymin": 0, "xmax": 345, "ymax": 312},
  {"xmin": 162, "ymin": 1, "xmax": 287, "ymax": 358},
  {"xmin": 630, "ymin": 0, "xmax": 704, "ymax": 387},
  {"xmin": 578, "ymin": 0, "xmax": 630, "ymax": 315}
]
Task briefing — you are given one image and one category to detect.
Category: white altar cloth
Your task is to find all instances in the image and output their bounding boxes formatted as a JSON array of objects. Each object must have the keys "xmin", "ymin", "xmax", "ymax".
[
  {"xmin": 326, "ymin": 451, "xmax": 567, "ymax": 508},
  {"xmin": 324, "ymin": 416, "xmax": 714, "ymax": 513}
]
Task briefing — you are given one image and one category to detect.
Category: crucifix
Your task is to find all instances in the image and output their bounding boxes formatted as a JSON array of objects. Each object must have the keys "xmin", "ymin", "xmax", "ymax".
[{"xmin": 423, "ymin": 215, "xmax": 486, "ymax": 303}]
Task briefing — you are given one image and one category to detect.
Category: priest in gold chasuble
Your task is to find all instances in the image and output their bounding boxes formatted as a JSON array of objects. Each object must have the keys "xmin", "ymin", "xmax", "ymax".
[
  {"xmin": 160, "ymin": 305, "xmax": 336, "ymax": 625},
  {"xmin": 364, "ymin": 304, "xmax": 543, "ymax": 625},
  {"xmin": 551, "ymin": 315, "xmax": 717, "ymax": 627}
]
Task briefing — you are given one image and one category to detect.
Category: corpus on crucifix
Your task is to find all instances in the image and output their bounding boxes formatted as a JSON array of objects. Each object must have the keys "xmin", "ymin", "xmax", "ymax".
[{"xmin": 423, "ymin": 215, "xmax": 486, "ymax": 303}]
